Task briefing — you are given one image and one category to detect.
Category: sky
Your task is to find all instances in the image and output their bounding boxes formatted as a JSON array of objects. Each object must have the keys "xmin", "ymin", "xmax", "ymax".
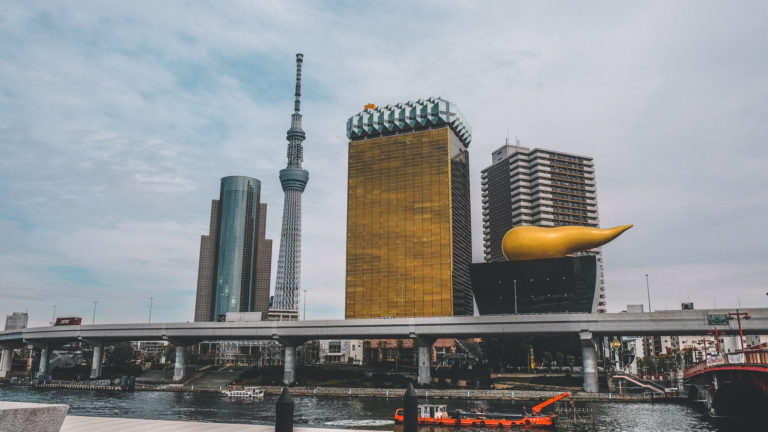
[{"xmin": 1, "ymin": 1, "xmax": 767, "ymax": 327}]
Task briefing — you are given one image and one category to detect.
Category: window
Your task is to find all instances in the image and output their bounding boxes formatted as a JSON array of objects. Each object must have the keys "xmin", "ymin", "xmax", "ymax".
[{"xmin": 329, "ymin": 341, "xmax": 342, "ymax": 353}]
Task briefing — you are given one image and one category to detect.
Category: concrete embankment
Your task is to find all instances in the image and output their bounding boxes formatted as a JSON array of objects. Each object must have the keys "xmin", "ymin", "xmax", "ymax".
[
  {"xmin": 8, "ymin": 380, "xmax": 683, "ymax": 402},
  {"xmin": 258, "ymin": 386, "xmax": 680, "ymax": 402}
]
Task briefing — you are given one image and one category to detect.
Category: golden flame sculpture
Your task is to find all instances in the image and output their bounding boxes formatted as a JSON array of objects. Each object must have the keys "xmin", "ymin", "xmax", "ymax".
[{"xmin": 501, "ymin": 225, "xmax": 633, "ymax": 261}]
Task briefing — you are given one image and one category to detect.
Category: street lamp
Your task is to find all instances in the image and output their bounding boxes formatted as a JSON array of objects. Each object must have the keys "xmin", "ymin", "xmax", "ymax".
[
  {"xmin": 50, "ymin": 305, "xmax": 57, "ymax": 326},
  {"xmin": 727, "ymin": 310, "xmax": 751, "ymax": 352},
  {"xmin": 645, "ymin": 274, "xmax": 652, "ymax": 313},
  {"xmin": 92, "ymin": 301, "xmax": 98, "ymax": 325},
  {"xmin": 149, "ymin": 297, "xmax": 154, "ymax": 323}
]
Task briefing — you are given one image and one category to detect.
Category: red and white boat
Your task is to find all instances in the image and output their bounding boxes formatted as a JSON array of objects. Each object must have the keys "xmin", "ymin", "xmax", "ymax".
[{"xmin": 394, "ymin": 392, "xmax": 571, "ymax": 428}]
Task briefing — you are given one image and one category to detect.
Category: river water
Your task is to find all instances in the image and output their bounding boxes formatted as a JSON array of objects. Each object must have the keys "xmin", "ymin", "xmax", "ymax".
[{"xmin": 0, "ymin": 385, "xmax": 758, "ymax": 431}]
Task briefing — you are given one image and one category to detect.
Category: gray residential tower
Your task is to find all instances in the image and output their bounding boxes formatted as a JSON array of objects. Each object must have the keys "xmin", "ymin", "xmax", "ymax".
[{"xmin": 480, "ymin": 141, "xmax": 606, "ymax": 312}]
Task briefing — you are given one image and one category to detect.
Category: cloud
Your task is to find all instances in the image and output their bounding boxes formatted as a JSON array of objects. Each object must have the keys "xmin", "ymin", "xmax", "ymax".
[{"xmin": 1, "ymin": 1, "xmax": 767, "ymax": 327}]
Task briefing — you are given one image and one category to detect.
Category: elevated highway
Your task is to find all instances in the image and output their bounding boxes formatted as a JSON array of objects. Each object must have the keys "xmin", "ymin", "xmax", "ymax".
[{"xmin": 2, "ymin": 308, "xmax": 767, "ymax": 391}]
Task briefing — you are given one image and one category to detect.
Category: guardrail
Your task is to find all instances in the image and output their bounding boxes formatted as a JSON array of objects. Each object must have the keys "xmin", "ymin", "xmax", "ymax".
[{"xmin": 683, "ymin": 349, "xmax": 768, "ymax": 378}]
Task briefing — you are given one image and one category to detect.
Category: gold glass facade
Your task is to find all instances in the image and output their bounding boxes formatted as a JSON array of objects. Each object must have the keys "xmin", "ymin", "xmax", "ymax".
[{"xmin": 345, "ymin": 126, "xmax": 471, "ymax": 319}]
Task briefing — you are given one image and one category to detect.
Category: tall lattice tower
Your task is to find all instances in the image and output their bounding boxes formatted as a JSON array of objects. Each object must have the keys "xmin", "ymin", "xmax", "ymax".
[{"xmin": 272, "ymin": 53, "xmax": 309, "ymax": 316}]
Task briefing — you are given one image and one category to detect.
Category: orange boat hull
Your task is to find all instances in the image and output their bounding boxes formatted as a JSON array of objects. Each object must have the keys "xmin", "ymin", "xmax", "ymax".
[{"xmin": 394, "ymin": 413, "xmax": 554, "ymax": 427}]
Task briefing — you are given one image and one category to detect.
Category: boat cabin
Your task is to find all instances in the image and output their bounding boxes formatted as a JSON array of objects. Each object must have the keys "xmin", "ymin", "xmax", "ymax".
[{"xmin": 419, "ymin": 404, "xmax": 448, "ymax": 419}]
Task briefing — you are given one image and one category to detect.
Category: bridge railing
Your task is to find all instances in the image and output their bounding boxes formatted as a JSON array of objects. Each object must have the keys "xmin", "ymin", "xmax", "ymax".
[{"xmin": 684, "ymin": 349, "xmax": 768, "ymax": 378}]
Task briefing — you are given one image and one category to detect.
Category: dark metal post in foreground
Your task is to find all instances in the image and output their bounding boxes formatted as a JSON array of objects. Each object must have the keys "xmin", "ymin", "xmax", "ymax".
[
  {"xmin": 404, "ymin": 383, "xmax": 418, "ymax": 432},
  {"xmin": 276, "ymin": 387, "xmax": 294, "ymax": 432}
]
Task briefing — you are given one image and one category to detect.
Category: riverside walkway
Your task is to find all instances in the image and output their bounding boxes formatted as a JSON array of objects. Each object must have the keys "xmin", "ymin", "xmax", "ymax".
[{"xmin": 61, "ymin": 416, "xmax": 379, "ymax": 432}]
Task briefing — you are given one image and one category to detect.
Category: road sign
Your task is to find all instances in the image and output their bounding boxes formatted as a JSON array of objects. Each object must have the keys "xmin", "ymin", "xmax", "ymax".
[
  {"xmin": 611, "ymin": 337, "xmax": 621, "ymax": 351},
  {"xmin": 707, "ymin": 314, "xmax": 729, "ymax": 326}
]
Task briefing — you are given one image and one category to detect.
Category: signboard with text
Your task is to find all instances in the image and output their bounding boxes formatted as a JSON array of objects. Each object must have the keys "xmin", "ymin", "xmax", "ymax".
[{"xmin": 707, "ymin": 314, "xmax": 729, "ymax": 326}]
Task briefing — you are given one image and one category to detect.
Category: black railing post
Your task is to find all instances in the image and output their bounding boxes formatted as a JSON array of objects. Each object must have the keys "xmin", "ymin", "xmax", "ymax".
[
  {"xmin": 404, "ymin": 383, "xmax": 418, "ymax": 432},
  {"xmin": 276, "ymin": 387, "xmax": 294, "ymax": 432}
]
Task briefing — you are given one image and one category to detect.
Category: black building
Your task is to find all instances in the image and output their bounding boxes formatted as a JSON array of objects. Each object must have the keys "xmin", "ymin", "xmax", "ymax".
[{"xmin": 470, "ymin": 255, "xmax": 599, "ymax": 315}]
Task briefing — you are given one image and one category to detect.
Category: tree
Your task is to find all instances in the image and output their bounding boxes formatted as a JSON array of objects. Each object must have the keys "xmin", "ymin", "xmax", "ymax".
[
  {"xmin": 542, "ymin": 351, "xmax": 553, "ymax": 368},
  {"xmin": 362, "ymin": 341, "xmax": 372, "ymax": 366},
  {"xmin": 395, "ymin": 339, "xmax": 405, "ymax": 371},
  {"xmin": 108, "ymin": 342, "xmax": 136, "ymax": 367},
  {"xmin": 565, "ymin": 354, "xmax": 576, "ymax": 371},
  {"xmin": 555, "ymin": 352, "xmax": 565, "ymax": 368}
]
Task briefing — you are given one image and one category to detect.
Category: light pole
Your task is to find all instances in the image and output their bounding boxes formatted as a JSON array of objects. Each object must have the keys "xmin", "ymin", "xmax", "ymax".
[
  {"xmin": 51, "ymin": 305, "xmax": 57, "ymax": 326},
  {"xmin": 727, "ymin": 310, "xmax": 751, "ymax": 352},
  {"xmin": 513, "ymin": 279, "xmax": 518, "ymax": 314},
  {"xmin": 645, "ymin": 274, "xmax": 652, "ymax": 313},
  {"xmin": 92, "ymin": 301, "xmax": 98, "ymax": 325},
  {"xmin": 149, "ymin": 297, "xmax": 154, "ymax": 323},
  {"xmin": 303, "ymin": 289, "xmax": 306, "ymax": 320}
]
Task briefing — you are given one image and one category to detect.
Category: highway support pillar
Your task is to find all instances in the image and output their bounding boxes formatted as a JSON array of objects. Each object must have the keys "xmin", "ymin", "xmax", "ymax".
[
  {"xmin": 173, "ymin": 345, "xmax": 186, "ymax": 381},
  {"xmin": 580, "ymin": 331, "xmax": 599, "ymax": 393},
  {"xmin": 273, "ymin": 337, "xmax": 306, "ymax": 386},
  {"xmin": 413, "ymin": 336, "xmax": 435, "ymax": 386},
  {"xmin": 283, "ymin": 344, "xmax": 297, "ymax": 385},
  {"xmin": 90, "ymin": 341, "xmax": 104, "ymax": 379},
  {"xmin": 0, "ymin": 347, "xmax": 13, "ymax": 377},
  {"xmin": 37, "ymin": 343, "xmax": 50, "ymax": 380}
]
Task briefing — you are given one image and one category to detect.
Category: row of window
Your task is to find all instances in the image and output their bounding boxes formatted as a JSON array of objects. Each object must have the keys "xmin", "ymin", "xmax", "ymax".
[
  {"xmin": 551, "ymin": 173, "xmax": 588, "ymax": 184},
  {"xmin": 551, "ymin": 192, "xmax": 588, "ymax": 202},
  {"xmin": 549, "ymin": 166, "xmax": 587, "ymax": 176},
  {"xmin": 552, "ymin": 207, "xmax": 591, "ymax": 216}
]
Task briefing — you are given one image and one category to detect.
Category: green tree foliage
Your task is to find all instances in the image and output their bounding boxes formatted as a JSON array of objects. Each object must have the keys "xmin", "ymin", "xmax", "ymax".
[{"xmin": 107, "ymin": 342, "xmax": 136, "ymax": 367}]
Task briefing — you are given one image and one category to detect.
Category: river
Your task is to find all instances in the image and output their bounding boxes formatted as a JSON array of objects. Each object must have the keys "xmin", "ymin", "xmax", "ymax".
[{"xmin": 0, "ymin": 385, "xmax": 759, "ymax": 431}]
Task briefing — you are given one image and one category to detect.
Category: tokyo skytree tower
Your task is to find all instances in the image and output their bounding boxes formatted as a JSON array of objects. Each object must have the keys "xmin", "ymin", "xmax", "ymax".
[{"xmin": 272, "ymin": 53, "xmax": 309, "ymax": 313}]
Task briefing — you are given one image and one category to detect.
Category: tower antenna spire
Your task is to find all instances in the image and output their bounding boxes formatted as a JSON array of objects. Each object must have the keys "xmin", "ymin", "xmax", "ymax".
[
  {"xmin": 274, "ymin": 53, "xmax": 309, "ymax": 319},
  {"xmin": 294, "ymin": 53, "xmax": 303, "ymax": 113}
]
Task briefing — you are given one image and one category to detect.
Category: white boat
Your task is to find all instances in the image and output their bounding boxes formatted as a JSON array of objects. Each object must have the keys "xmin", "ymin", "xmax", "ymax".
[{"xmin": 222, "ymin": 386, "xmax": 265, "ymax": 398}]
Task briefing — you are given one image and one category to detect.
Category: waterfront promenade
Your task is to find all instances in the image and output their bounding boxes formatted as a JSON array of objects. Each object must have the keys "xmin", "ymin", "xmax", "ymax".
[{"xmin": 61, "ymin": 416, "xmax": 378, "ymax": 432}]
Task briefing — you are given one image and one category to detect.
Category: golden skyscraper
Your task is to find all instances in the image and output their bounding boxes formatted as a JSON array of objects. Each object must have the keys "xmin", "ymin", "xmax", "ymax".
[{"xmin": 344, "ymin": 98, "xmax": 473, "ymax": 319}]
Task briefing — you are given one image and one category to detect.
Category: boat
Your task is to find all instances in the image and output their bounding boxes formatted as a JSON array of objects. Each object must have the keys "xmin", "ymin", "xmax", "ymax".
[
  {"xmin": 394, "ymin": 391, "xmax": 571, "ymax": 428},
  {"xmin": 222, "ymin": 386, "xmax": 265, "ymax": 398}
]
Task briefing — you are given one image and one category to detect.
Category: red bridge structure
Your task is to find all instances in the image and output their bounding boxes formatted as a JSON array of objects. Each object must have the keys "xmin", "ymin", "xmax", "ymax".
[{"xmin": 685, "ymin": 349, "xmax": 768, "ymax": 417}]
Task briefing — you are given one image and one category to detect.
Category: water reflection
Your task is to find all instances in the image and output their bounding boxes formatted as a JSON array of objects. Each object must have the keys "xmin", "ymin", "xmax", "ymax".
[{"xmin": 0, "ymin": 385, "xmax": 761, "ymax": 431}]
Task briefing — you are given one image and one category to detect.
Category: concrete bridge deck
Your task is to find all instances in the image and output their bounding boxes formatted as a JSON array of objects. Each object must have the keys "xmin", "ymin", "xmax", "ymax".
[{"xmin": 3, "ymin": 308, "xmax": 768, "ymax": 344}]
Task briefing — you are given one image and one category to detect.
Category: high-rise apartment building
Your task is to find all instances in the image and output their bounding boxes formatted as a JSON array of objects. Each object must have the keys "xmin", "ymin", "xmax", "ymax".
[
  {"xmin": 344, "ymin": 97, "xmax": 473, "ymax": 319},
  {"xmin": 194, "ymin": 176, "xmax": 272, "ymax": 322},
  {"xmin": 4, "ymin": 312, "xmax": 28, "ymax": 330},
  {"xmin": 480, "ymin": 142, "xmax": 606, "ymax": 311},
  {"xmin": 272, "ymin": 53, "xmax": 309, "ymax": 317}
]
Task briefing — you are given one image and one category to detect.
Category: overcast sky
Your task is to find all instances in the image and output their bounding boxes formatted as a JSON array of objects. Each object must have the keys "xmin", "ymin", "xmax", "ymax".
[{"xmin": 1, "ymin": 1, "xmax": 767, "ymax": 327}]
